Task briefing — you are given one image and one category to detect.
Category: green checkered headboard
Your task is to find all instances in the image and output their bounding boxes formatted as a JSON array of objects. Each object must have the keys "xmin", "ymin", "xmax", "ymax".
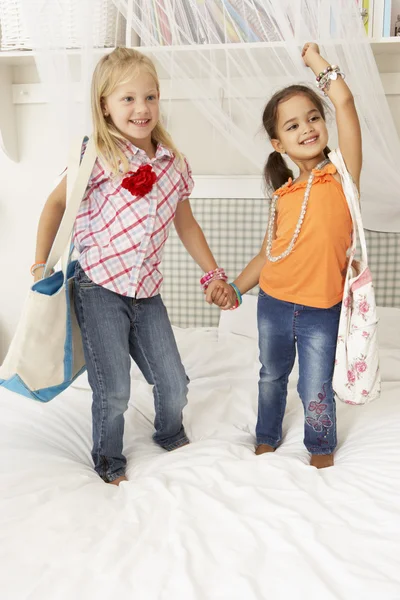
[{"xmin": 161, "ymin": 198, "xmax": 400, "ymax": 328}]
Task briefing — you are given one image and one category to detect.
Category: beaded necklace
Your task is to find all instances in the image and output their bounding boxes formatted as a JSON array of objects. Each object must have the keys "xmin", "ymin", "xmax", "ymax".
[{"xmin": 266, "ymin": 158, "xmax": 330, "ymax": 263}]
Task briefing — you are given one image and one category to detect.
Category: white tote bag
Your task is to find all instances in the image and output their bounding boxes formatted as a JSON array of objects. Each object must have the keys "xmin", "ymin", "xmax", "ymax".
[
  {"xmin": 330, "ymin": 149, "xmax": 381, "ymax": 405},
  {"xmin": 0, "ymin": 137, "xmax": 97, "ymax": 401}
]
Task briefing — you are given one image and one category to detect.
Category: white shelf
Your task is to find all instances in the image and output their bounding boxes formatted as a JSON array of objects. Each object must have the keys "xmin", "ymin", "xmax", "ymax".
[
  {"xmin": 1, "ymin": 38, "xmax": 400, "ymax": 67},
  {"xmin": 370, "ymin": 37, "xmax": 400, "ymax": 54},
  {"xmin": 0, "ymin": 38, "xmax": 399, "ymax": 163},
  {"xmin": 0, "ymin": 64, "xmax": 18, "ymax": 161}
]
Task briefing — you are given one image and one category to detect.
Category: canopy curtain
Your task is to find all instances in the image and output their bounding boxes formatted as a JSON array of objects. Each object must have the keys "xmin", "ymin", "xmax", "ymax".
[{"xmin": 19, "ymin": 0, "xmax": 400, "ymax": 231}]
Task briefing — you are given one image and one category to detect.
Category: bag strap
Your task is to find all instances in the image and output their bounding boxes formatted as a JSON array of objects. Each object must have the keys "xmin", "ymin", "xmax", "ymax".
[
  {"xmin": 44, "ymin": 137, "xmax": 97, "ymax": 278},
  {"xmin": 328, "ymin": 148, "xmax": 368, "ymax": 268}
]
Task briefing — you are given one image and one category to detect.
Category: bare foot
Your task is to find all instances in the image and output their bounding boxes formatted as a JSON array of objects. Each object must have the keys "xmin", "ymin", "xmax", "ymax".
[
  {"xmin": 310, "ymin": 454, "xmax": 334, "ymax": 469},
  {"xmin": 255, "ymin": 444, "xmax": 276, "ymax": 455},
  {"xmin": 108, "ymin": 475, "xmax": 128, "ymax": 486}
]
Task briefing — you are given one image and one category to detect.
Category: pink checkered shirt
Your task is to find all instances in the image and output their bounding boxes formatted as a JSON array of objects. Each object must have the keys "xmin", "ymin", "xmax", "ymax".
[{"xmin": 73, "ymin": 139, "xmax": 194, "ymax": 298}]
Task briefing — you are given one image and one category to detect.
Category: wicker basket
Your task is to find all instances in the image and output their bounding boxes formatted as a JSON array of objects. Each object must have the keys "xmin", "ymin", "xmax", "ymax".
[{"xmin": 0, "ymin": 0, "xmax": 124, "ymax": 50}]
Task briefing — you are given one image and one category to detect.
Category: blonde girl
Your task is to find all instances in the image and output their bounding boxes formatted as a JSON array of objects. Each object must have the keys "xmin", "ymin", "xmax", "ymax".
[{"xmin": 33, "ymin": 48, "xmax": 231, "ymax": 485}]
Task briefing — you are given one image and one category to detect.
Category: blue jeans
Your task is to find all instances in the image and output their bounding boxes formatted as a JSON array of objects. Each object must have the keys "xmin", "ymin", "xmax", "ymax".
[
  {"xmin": 256, "ymin": 291, "xmax": 341, "ymax": 455},
  {"xmin": 74, "ymin": 263, "xmax": 189, "ymax": 482}
]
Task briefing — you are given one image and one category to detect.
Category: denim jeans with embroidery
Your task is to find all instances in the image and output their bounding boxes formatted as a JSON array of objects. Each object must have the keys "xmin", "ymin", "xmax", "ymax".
[
  {"xmin": 74, "ymin": 262, "xmax": 189, "ymax": 482},
  {"xmin": 256, "ymin": 290, "xmax": 341, "ymax": 455}
]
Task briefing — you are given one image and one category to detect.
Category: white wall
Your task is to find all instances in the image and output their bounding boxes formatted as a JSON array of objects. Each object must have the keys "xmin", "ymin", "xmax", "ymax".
[{"xmin": 0, "ymin": 59, "xmax": 399, "ymax": 361}]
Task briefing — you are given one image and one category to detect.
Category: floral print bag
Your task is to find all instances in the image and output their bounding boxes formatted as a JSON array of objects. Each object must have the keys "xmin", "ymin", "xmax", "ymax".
[{"xmin": 329, "ymin": 149, "xmax": 381, "ymax": 405}]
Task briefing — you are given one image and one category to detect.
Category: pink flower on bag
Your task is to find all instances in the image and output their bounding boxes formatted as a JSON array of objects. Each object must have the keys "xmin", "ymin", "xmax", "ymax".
[
  {"xmin": 347, "ymin": 370, "xmax": 356, "ymax": 383},
  {"xmin": 344, "ymin": 296, "xmax": 351, "ymax": 308},
  {"xmin": 359, "ymin": 300, "xmax": 370, "ymax": 314},
  {"xmin": 355, "ymin": 361, "xmax": 367, "ymax": 373},
  {"xmin": 362, "ymin": 331, "xmax": 370, "ymax": 339},
  {"xmin": 362, "ymin": 390, "xmax": 369, "ymax": 397}
]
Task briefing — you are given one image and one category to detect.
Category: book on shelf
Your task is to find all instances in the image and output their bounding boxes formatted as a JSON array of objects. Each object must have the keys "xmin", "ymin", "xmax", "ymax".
[
  {"xmin": 355, "ymin": 0, "xmax": 372, "ymax": 35},
  {"xmin": 330, "ymin": 0, "xmax": 370, "ymax": 37},
  {"xmin": 383, "ymin": 0, "xmax": 400, "ymax": 36},
  {"xmin": 195, "ymin": 0, "xmax": 221, "ymax": 44},
  {"xmin": 137, "ymin": 0, "xmax": 284, "ymax": 45}
]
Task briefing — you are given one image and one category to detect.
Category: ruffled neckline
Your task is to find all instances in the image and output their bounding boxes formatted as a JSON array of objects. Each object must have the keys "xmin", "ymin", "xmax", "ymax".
[{"xmin": 274, "ymin": 163, "xmax": 337, "ymax": 198}]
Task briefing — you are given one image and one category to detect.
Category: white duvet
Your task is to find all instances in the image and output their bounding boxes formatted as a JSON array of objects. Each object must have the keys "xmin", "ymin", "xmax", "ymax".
[{"xmin": 0, "ymin": 306, "xmax": 399, "ymax": 600}]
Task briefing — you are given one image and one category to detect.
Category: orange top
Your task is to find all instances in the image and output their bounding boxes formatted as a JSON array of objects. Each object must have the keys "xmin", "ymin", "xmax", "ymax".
[{"xmin": 259, "ymin": 163, "xmax": 352, "ymax": 309}]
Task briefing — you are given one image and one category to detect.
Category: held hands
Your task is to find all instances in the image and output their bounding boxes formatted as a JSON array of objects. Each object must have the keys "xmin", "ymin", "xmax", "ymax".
[
  {"xmin": 205, "ymin": 280, "xmax": 237, "ymax": 310},
  {"xmin": 301, "ymin": 42, "xmax": 320, "ymax": 67}
]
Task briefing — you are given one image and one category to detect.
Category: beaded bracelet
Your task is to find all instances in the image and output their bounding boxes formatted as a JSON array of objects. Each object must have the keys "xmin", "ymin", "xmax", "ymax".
[
  {"xmin": 200, "ymin": 267, "xmax": 228, "ymax": 291},
  {"xmin": 316, "ymin": 65, "xmax": 345, "ymax": 95},
  {"xmin": 200, "ymin": 267, "xmax": 226, "ymax": 285}
]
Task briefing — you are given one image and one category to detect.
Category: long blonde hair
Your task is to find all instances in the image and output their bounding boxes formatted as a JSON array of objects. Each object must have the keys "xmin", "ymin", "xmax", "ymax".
[{"xmin": 91, "ymin": 47, "xmax": 183, "ymax": 176}]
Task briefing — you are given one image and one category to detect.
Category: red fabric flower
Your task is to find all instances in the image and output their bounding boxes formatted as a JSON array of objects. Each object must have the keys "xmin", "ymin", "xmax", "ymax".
[{"xmin": 121, "ymin": 164, "xmax": 157, "ymax": 197}]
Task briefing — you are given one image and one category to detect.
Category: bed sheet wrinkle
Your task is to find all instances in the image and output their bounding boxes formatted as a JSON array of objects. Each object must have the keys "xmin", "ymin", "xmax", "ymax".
[{"xmin": 1, "ymin": 310, "xmax": 400, "ymax": 599}]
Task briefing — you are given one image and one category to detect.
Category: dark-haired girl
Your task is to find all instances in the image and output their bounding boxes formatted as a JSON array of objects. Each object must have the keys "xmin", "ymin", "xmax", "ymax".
[{"xmin": 209, "ymin": 43, "xmax": 362, "ymax": 468}]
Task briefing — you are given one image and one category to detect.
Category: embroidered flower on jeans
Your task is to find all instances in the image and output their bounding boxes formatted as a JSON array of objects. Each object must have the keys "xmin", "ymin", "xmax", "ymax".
[
  {"xmin": 306, "ymin": 414, "xmax": 333, "ymax": 433},
  {"xmin": 121, "ymin": 164, "xmax": 157, "ymax": 197},
  {"xmin": 307, "ymin": 385, "xmax": 329, "ymax": 415},
  {"xmin": 308, "ymin": 401, "xmax": 327, "ymax": 415},
  {"xmin": 317, "ymin": 384, "xmax": 327, "ymax": 402}
]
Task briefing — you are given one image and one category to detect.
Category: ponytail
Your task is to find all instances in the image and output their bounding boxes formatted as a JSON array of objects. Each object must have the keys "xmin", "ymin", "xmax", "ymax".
[{"xmin": 264, "ymin": 151, "xmax": 293, "ymax": 192}]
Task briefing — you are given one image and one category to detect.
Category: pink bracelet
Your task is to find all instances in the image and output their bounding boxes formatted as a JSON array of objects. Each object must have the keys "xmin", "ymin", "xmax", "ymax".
[
  {"xmin": 200, "ymin": 268, "xmax": 226, "ymax": 286},
  {"xmin": 200, "ymin": 267, "xmax": 228, "ymax": 291},
  {"xmin": 230, "ymin": 298, "xmax": 240, "ymax": 311}
]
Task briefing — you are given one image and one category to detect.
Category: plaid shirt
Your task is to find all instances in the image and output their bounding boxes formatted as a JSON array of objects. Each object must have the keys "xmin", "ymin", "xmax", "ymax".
[{"xmin": 73, "ymin": 139, "xmax": 194, "ymax": 298}]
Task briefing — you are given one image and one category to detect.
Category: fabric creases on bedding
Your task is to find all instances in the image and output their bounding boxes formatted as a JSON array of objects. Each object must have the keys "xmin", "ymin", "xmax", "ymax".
[{"xmin": 0, "ymin": 308, "xmax": 399, "ymax": 600}]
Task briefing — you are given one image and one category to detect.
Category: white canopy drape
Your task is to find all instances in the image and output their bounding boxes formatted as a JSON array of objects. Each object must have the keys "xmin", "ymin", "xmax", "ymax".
[{"xmin": 20, "ymin": 0, "xmax": 400, "ymax": 231}]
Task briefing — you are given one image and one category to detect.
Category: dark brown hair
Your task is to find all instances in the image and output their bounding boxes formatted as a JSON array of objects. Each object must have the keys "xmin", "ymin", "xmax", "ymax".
[{"xmin": 262, "ymin": 85, "xmax": 331, "ymax": 191}]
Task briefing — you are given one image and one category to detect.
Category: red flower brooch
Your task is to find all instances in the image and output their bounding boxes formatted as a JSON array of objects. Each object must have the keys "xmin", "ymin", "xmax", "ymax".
[{"xmin": 121, "ymin": 164, "xmax": 157, "ymax": 197}]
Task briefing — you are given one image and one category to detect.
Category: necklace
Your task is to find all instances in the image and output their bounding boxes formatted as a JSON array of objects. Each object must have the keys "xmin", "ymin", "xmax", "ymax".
[{"xmin": 266, "ymin": 158, "xmax": 330, "ymax": 263}]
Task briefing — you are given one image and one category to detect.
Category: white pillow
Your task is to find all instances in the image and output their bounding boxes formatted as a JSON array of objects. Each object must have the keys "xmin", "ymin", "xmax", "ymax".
[
  {"xmin": 218, "ymin": 300, "xmax": 400, "ymax": 340},
  {"xmin": 377, "ymin": 306, "xmax": 400, "ymax": 382},
  {"xmin": 218, "ymin": 294, "xmax": 258, "ymax": 340},
  {"xmin": 377, "ymin": 306, "xmax": 400, "ymax": 349},
  {"xmin": 71, "ymin": 304, "xmax": 400, "ymax": 390}
]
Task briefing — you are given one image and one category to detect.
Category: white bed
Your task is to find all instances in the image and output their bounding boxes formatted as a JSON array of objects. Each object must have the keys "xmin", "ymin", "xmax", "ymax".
[{"xmin": 1, "ymin": 301, "xmax": 400, "ymax": 600}]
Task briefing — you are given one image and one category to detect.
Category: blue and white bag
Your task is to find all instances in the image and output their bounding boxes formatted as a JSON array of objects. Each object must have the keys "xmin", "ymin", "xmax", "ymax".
[{"xmin": 0, "ymin": 137, "xmax": 96, "ymax": 401}]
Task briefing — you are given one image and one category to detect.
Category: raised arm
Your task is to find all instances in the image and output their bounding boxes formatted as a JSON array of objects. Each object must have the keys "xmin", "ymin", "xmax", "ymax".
[{"xmin": 302, "ymin": 43, "xmax": 362, "ymax": 189}]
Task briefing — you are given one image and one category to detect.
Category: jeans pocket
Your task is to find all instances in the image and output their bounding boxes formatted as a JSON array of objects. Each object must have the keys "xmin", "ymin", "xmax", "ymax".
[{"xmin": 75, "ymin": 264, "xmax": 96, "ymax": 288}]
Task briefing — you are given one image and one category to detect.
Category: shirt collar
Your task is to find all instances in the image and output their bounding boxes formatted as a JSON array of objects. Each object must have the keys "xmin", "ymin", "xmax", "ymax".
[{"xmin": 118, "ymin": 138, "xmax": 174, "ymax": 161}]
